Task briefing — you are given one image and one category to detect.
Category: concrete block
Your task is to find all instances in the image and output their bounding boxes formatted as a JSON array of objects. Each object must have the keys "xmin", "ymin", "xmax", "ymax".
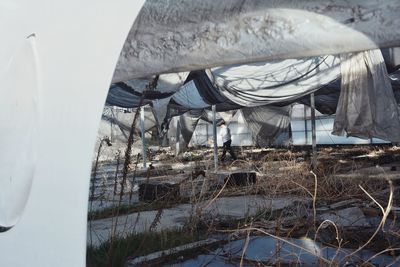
[{"xmin": 139, "ymin": 182, "xmax": 180, "ymax": 202}]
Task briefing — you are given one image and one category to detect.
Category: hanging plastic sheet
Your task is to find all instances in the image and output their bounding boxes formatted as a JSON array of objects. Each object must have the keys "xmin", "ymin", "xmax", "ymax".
[
  {"xmin": 172, "ymin": 81, "xmax": 210, "ymax": 109},
  {"xmin": 152, "ymin": 97, "xmax": 173, "ymax": 132},
  {"xmin": 296, "ymin": 81, "xmax": 341, "ymax": 115},
  {"xmin": 179, "ymin": 109, "xmax": 224, "ymax": 145},
  {"xmin": 296, "ymin": 70, "xmax": 400, "ymax": 115},
  {"xmin": 389, "ymin": 69, "xmax": 400, "ymax": 104},
  {"xmin": 333, "ymin": 49, "xmax": 400, "ymax": 142},
  {"xmin": 208, "ymin": 55, "xmax": 341, "ymax": 107},
  {"xmin": 106, "ymin": 83, "xmax": 150, "ymax": 108},
  {"xmin": 382, "ymin": 47, "xmax": 400, "ymax": 73},
  {"xmin": 241, "ymin": 105, "xmax": 292, "ymax": 147},
  {"xmin": 101, "ymin": 106, "xmax": 157, "ymax": 137},
  {"xmin": 106, "ymin": 72, "xmax": 188, "ymax": 108},
  {"xmin": 186, "ymin": 70, "xmax": 240, "ymax": 111},
  {"xmin": 179, "ymin": 110, "xmax": 203, "ymax": 145}
]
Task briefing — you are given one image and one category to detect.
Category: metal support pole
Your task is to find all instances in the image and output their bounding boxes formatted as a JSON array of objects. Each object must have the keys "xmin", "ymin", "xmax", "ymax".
[
  {"xmin": 175, "ymin": 120, "xmax": 181, "ymax": 156},
  {"xmin": 110, "ymin": 107, "xmax": 114, "ymax": 142},
  {"xmin": 304, "ymin": 105, "xmax": 308, "ymax": 145},
  {"xmin": 206, "ymin": 123, "xmax": 209, "ymax": 145},
  {"xmin": 140, "ymin": 106, "xmax": 147, "ymax": 169},
  {"xmin": 212, "ymin": 105, "xmax": 218, "ymax": 169},
  {"xmin": 310, "ymin": 93, "xmax": 317, "ymax": 169}
]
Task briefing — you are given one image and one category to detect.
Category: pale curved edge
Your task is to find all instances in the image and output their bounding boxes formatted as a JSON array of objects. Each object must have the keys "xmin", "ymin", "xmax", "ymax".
[{"xmin": 0, "ymin": 35, "xmax": 38, "ymax": 229}]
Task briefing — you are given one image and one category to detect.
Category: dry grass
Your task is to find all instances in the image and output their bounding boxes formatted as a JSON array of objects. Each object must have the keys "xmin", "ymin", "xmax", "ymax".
[{"xmin": 87, "ymin": 144, "xmax": 400, "ymax": 266}]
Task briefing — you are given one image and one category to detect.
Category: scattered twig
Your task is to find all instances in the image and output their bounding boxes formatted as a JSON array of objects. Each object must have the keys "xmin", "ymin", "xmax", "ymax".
[{"xmin": 341, "ymin": 178, "xmax": 394, "ymax": 264}]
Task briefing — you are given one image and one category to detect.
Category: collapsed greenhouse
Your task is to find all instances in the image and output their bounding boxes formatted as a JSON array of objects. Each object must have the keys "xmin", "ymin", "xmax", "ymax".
[{"xmin": 2, "ymin": 0, "xmax": 400, "ymax": 266}]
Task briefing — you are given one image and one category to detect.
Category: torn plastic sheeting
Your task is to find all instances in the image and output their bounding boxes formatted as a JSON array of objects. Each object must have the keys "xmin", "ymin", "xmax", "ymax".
[
  {"xmin": 106, "ymin": 84, "xmax": 150, "ymax": 108},
  {"xmin": 296, "ymin": 81, "xmax": 341, "ymax": 115},
  {"xmin": 333, "ymin": 49, "xmax": 400, "ymax": 142},
  {"xmin": 179, "ymin": 109, "xmax": 224, "ymax": 145},
  {"xmin": 242, "ymin": 105, "xmax": 292, "ymax": 147},
  {"xmin": 122, "ymin": 72, "xmax": 189, "ymax": 94},
  {"xmin": 101, "ymin": 106, "xmax": 157, "ymax": 140},
  {"xmin": 179, "ymin": 110, "xmax": 203, "ymax": 145},
  {"xmin": 381, "ymin": 47, "xmax": 400, "ymax": 73},
  {"xmin": 208, "ymin": 55, "xmax": 341, "ymax": 107},
  {"xmin": 106, "ymin": 82, "xmax": 175, "ymax": 108},
  {"xmin": 106, "ymin": 72, "xmax": 188, "ymax": 108},
  {"xmin": 389, "ymin": 69, "xmax": 400, "ymax": 104},
  {"xmin": 172, "ymin": 80, "xmax": 210, "ymax": 109},
  {"xmin": 172, "ymin": 56, "xmax": 341, "ymax": 111},
  {"xmin": 152, "ymin": 97, "xmax": 172, "ymax": 132},
  {"xmin": 297, "ymin": 70, "xmax": 400, "ymax": 115},
  {"xmin": 187, "ymin": 70, "xmax": 240, "ymax": 111},
  {"xmin": 199, "ymin": 109, "xmax": 225, "ymax": 125}
]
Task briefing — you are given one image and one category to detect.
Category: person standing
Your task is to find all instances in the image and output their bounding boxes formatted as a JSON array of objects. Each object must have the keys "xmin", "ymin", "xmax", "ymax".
[{"xmin": 219, "ymin": 121, "xmax": 237, "ymax": 161}]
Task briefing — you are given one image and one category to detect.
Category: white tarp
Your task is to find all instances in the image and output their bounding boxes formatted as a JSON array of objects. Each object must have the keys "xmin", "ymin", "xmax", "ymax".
[
  {"xmin": 242, "ymin": 105, "xmax": 292, "ymax": 146},
  {"xmin": 107, "ymin": 72, "xmax": 188, "ymax": 107},
  {"xmin": 124, "ymin": 72, "xmax": 189, "ymax": 93},
  {"xmin": 333, "ymin": 49, "xmax": 400, "ymax": 142},
  {"xmin": 208, "ymin": 56, "xmax": 340, "ymax": 107},
  {"xmin": 172, "ymin": 81, "xmax": 210, "ymax": 109}
]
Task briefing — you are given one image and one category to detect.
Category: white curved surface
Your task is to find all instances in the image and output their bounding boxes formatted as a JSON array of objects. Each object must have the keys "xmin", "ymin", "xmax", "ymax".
[
  {"xmin": 0, "ymin": 1, "xmax": 144, "ymax": 266},
  {"xmin": 0, "ymin": 35, "xmax": 37, "ymax": 228},
  {"xmin": 1, "ymin": 1, "xmax": 400, "ymax": 266}
]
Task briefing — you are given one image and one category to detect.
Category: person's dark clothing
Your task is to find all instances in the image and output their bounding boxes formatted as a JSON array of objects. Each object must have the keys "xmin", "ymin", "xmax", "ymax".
[{"xmin": 221, "ymin": 139, "xmax": 237, "ymax": 161}]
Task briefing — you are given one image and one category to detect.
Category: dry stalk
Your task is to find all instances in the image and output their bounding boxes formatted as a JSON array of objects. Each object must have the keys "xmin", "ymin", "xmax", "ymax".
[
  {"xmin": 113, "ymin": 151, "xmax": 121, "ymax": 196},
  {"xmin": 229, "ymin": 227, "xmax": 333, "ymax": 265},
  {"xmin": 289, "ymin": 180, "xmax": 313, "ymax": 198},
  {"xmin": 149, "ymin": 209, "xmax": 164, "ymax": 232},
  {"xmin": 107, "ymin": 96, "xmax": 145, "ymax": 266},
  {"xmin": 311, "ymin": 170, "xmax": 317, "ymax": 230},
  {"xmin": 366, "ymin": 248, "xmax": 400, "ymax": 267},
  {"xmin": 129, "ymin": 154, "xmax": 140, "ymax": 202},
  {"xmin": 89, "ymin": 136, "xmax": 108, "ymax": 248},
  {"xmin": 314, "ymin": 219, "xmax": 343, "ymax": 265},
  {"xmin": 202, "ymin": 176, "xmax": 230, "ymax": 211},
  {"xmin": 239, "ymin": 223, "xmax": 252, "ymax": 267},
  {"xmin": 341, "ymin": 177, "xmax": 394, "ymax": 265}
]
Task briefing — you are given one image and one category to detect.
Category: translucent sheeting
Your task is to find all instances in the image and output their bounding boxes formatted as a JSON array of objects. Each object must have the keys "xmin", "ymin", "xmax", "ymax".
[
  {"xmin": 123, "ymin": 72, "xmax": 189, "ymax": 93},
  {"xmin": 106, "ymin": 84, "xmax": 149, "ymax": 108},
  {"xmin": 389, "ymin": 69, "xmax": 400, "ymax": 104},
  {"xmin": 241, "ymin": 105, "xmax": 292, "ymax": 147},
  {"xmin": 179, "ymin": 110, "xmax": 223, "ymax": 145},
  {"xmin": 108, "ymin": 52, "xmax": 400, "ymax": 144},
  {"xmin": 106, "ymin": 73, "xmax": 188, "ymax": 108},
  {"xmin": 296, "ymin": 81, "xmax": 341, "ymax": 115},
  {"xmin": 172, "ymin": 81, "xmax": 210, "ymax": 109},
  {"xmin": 209, "ymin": 56, "xmax": 341, "ymax": 107},
  {"xmin": 333, "ymin": 50, "xmax": 400, "ymax": 142},
  {"xmin": 152, "ymin": 97, "xmax": 172, "ymax": 131},
  {"xmin": 179, "ymin": 110, "xmax": 202, "ymax": 145}
]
